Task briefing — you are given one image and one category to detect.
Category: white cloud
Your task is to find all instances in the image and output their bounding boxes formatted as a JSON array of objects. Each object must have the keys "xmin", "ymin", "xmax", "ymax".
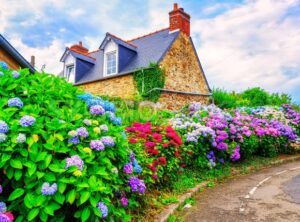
[{"xmin": 192, "ymin": 0, "xmax": 300, "ymax": 102}]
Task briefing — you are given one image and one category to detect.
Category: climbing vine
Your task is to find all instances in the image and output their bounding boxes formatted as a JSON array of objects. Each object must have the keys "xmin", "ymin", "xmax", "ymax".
[{"xmin": 133, "ymin": 63, "xmax": 165, "ymax": 102}]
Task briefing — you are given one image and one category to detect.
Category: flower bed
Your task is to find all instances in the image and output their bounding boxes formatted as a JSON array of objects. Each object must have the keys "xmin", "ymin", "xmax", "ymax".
[{"xmin": 0, "ymin": 65, "xmax": 144, "ymax": 221}]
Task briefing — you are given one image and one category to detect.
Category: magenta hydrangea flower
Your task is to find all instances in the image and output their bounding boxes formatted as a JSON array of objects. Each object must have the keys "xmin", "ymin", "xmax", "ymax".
[
  {"xmin": 123, "ymin": 163, "xmax": 133, "ymax": 174},
  {"xmin": 120, "ymin": 197, "xmax": 128, "ymax": 207},
  {"xmin": 90, "ymin": 140, "xmax": 105, "ymax": 151},
  {"xmin": 231, "ymin": 145, "xmax": 240, "ymax": 162},
  {"xmin": 90, "ymin": 105, "xmax": 105, "ymax": 116},
  {"xmin": 19, "ymin": 115, "xmax": 35, "ymax": 127},
  {"xmin": 65, "ymin": 155, "xmax": 84, "ymax": 171},
  {"xmin": 41, "ymin": 182, "xmax": 57, "ymax": 196}
]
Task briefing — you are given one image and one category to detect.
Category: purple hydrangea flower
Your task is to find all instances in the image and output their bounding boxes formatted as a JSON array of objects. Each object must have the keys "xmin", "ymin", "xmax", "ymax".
[
  {"xmin": 0, "ymin": 213, "xmax": 10, "ymax": 222},
  {"xmin": 68, "ymin": 136, "xmax": 80, "ymax": 145},
  {"xmin": 120, "ymin": 197, "xmax": 128, "ymax": 207},
  {"xmin": 76, "ymin": 127, "xmax": 89, "ymax": 138},
  {"xmin": 19, "ymin": 115, "xmax": 35, "ymax": 127},
  {"xmin": 100, "ymin": 124, "xmax": 108, "ymax": 132},
  {"xmin": 97, "ymin": 202, "xmax": 108, "ymax": 218},
  {"xmin": 231, "ymin": 145, "xmax": 240, "ymax": 162},
  {"xmin": 0, "ymin": 202, "xmax": 6, "ymax": 213},
  {"xmin": 0, "ymin": 185, "xmax": 2, "ymax": 194},
  {"xmin": 90, "ymin": 140, "xmax": 105, "ymax": 151},
  {"xmin": 128, "ymin": 177, "xmax": 146, "ymax": 194},
  {"xmin": 0, "ymin": 134, "xmax": 7, "ymax": 143},
  {"xmin": 100, "ymin": 136, "xmax": 115, "ymax": 147},
  {"xmin": 65, "ymin": 155, "xmax": 84, "ymax": 171},
  {"xmin": 0, "ymin": 121, "xmax": 9, "ymax": 134},
  {"xmin": 7, "ymin": 97, "xmax": 23, "ymax": 108},
  {"xmin": 12, "ymin": 71, "xmax": 20, "ymax": 78},
  {"xmin": 90, "ymin": 105, "xmax": 105, "ymax": 116},
  {"xmin": 130, "ymin": 151, "xmax": 135, "ymax": 162},
  {"xmin": 123, "ymin": 163, "xmax": 133, "ymax": 174},
  {"xmin": 16, "ymin": 133, "xmax": 26, "ymax": 144},
  {"xmin": 41, "ymin": 182, "xmax": 57, "ymax": 196}
]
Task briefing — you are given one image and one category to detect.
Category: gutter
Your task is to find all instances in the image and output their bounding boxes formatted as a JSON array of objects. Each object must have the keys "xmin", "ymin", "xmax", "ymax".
[{"xmin": 146, "ymin": 88, "xmax": 212, "ymax": 96}]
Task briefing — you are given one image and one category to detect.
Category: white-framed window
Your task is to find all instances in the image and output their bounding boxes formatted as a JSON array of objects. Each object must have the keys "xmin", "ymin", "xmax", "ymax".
[
  {"xmin": 66, "ymin": 65, "xmax": 74, "ymax": 82},
  {"xmin": 106, "ymin": 51, "xmax": 117, "ymax": 75}
]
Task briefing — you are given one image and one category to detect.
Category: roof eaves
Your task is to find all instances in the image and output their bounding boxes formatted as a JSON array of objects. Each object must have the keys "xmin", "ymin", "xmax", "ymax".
[{"xmin": 0, "ymin": 34, "xmax": 36, "ymax": 73}]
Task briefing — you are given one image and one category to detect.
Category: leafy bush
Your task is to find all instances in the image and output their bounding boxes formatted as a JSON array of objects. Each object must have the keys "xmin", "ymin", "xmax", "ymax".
[
  {"xmin": 0, "ymin": 66, "xmax": 145, "ymax": 221},
  {"xmin": 126, "ymin": 122, "xmax": 185, "ymax": 185}
]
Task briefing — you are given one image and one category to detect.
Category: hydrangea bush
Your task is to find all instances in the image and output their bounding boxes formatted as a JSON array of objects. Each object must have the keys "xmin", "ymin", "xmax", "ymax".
[
  {"xmin": 171, "ymin": 102, "xmax": 298, "ymax": 168},
  {"xmin": 0, "ymin": 65, "xmax": 144, "ymax": 221}
]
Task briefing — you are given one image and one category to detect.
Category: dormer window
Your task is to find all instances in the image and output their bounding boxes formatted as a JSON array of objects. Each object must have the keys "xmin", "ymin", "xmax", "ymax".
[
  {"xmin": 66, "ymin": 64, "xmax": 74, "ymax": 82},
  {"xmin": 106, "ymin": 51, "xmax": 117, "ymax": 75}
]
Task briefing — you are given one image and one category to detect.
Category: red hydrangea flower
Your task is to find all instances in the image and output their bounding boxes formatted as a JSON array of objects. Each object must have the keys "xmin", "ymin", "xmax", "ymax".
[
  {"xmin": 158, "ymin": 157, "xmax": 167, "ymax": 166},
  {"xmin": 144, "ymin": 141, "xmax": 156, "ymax": 148},
  {"xmin": 129, "ymin": 138, "xmax": 137, "ymax": 144},
  {"xmin": 152, "ymin": 149, "xmax": 159, "ymax": 155}
]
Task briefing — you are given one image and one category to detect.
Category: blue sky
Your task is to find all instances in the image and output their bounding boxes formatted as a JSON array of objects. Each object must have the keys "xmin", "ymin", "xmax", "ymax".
[{"xmin": 1, "ymin": 0, "xmax": 300, "ymax": 104}]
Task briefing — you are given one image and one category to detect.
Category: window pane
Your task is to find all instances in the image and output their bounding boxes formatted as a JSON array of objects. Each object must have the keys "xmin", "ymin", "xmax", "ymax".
[{"xmin": 106, "ymin": 51, "xmax": 116, "ymax": 75}]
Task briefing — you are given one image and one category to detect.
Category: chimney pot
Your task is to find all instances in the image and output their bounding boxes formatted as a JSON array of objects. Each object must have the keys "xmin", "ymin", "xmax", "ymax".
[
  {"xmin": 173, "ymin": 3, "xmax": 178, "ymax": 10},
  {"xmin": 169, "ymin": 3, "xmax": 191, "ymax": 36},
  {"xmin": 30, "ymin": 55, "xmax": 35, "ymax": 68},
  {"xmin": 79, "ymin": 41, "xmax": 82, "ymax": 46}
]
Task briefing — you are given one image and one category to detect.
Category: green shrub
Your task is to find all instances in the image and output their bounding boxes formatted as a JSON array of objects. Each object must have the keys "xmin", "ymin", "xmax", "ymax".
[{"xmin": 0, "ymin": 67, "xmax": 144, "ymax": 221}]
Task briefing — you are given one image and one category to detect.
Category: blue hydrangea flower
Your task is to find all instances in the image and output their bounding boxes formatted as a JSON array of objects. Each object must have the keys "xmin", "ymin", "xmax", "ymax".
[
  {"xmin": 41, "ymin": 182, "xmax": 57, "ymax": 196},
  {"xmin": 0, "ymin": 121, "xmax": 9, "ymax": 133},
  {"xmin": 12, "ymin": 71, "xmax": 20, "ymax": 78},
  {"xmin": 133, "ymin": 160, "xmax": 142, "ymax": 174},
  {"xmin": 121, "ymin": 131, "xmax": 127, "ymax": 139},
  {"xmin": 0, "ymin": 71, "xmax": 3, "ymax": 76},
  {"xmin": 97, "ymin": 202, "xmax": 108, "ymax": 218},
  {"xmin": 16, "ymin": 133, "xmax": 26, "ymax": 143},
  {"xmin": 0, "ymin": 202, "xmax": 6, "ymax": 213},
  {"xmin": 7, "ymin": 97, "xmax": 23, "ymax": 108},
  {"xmin": 0, "ymin": 61, "xmax": 8, "ymax": 70},
  {"xmin": 0, "ymin": 134, "xmax": 7, "ymax": 143},
  {"xmin": 19, "ymin": 115, "xmax": 35, "ymax": 127},
  {"xmin": 68, "ymin": 137, "xmax": 80, "ymax": 145}
]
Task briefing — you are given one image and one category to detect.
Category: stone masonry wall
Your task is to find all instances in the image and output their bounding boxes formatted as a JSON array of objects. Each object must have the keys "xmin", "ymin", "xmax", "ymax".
[
  {"xmin": 79, "ymin": 74, "xmax": 136, "ymax": 99},
  {"xmin": 160, "ymin": 32, "xmax": 210, "ymax": 94},
  {"xmin": 159, "ymin": 92, "xmax": 209, "ymax": 110}
]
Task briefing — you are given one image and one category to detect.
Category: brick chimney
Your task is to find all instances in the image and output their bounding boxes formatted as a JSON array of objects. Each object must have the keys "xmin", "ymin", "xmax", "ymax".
[
  {"xmin": 70, "ymin": 41, "xmax": 89, "ymax": 54},
  {"xmin": 169, "ymin": 3, "xmax": 191, "ymax": 36}
]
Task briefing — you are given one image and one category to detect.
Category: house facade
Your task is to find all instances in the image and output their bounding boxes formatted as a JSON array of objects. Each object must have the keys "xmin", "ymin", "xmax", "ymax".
[
  {"xmin": 0, "ymin": 34, "xmax": 35, "ymax": 73},
  {"xmin": 60, "ymin": 3, "xmax": 211, "ymax": 110}
]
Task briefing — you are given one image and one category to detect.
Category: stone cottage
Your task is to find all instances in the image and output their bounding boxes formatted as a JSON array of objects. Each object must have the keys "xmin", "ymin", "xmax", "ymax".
[{"xmin": 60, "ymin": 3, "xmax": 211, "ymax": 110}]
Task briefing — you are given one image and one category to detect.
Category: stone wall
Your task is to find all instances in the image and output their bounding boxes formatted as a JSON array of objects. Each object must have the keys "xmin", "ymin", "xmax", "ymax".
[
  {"xmin": 0, "ymin": 47, "xmax": 21, "ymax": 70},
  {"xmin": 160, "ymin": 32, "xmax": 210, "ymax": 94},
  {"xmin": 159, "ymin": 92, "xmax": 209, "ymax": 110},
  {"xmin": 79, "ymin": 74, "xmax": 136, "ymax": 99}
]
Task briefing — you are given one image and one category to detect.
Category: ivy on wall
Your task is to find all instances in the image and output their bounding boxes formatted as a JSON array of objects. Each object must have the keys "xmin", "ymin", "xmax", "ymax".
[{"xmin": 133, "ymin": 63, "xmax": 165, "ymax": 102}]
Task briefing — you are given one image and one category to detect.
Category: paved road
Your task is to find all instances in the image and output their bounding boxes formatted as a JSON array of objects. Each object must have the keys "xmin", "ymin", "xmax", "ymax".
[{"xmin": 183, "ymin": 161, "xmax": 300, "ymax": 222}]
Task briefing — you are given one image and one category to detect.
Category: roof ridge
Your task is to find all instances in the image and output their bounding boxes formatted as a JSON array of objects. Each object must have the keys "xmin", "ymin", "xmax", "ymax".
[
  {"xmin": 107, "ymin": 32, "xmax": 138, "ymax": 48},
  {"xmin": 88, "ymin": 49, "xmax": 100, "ymax": 54},
  {"xmin": 127, "ymin": 27, "xmax": 169, "ymax": 42},
  {"xmin": 69, "ymin": 48, "xmax": 96, "ymax": 60}
]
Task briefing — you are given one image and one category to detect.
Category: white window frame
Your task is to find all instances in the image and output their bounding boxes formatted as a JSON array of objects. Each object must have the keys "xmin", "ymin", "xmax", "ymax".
[
  {"xmin": 105, "ymin": 51, "xmax": 117, "ymax": 75},
  {"xmin": 66, "ymin": 64, "xmax": 75, "ymax": 82}
]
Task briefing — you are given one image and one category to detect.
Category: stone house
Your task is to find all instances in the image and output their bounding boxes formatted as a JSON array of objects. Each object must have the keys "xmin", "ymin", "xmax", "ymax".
[
  {"xmin": 60, "ymin": 3, "xmax": 211, "ymax": 110},
  {"xmin": 0, "ymin": 34, "xmax": 35, "ymax": 73}
]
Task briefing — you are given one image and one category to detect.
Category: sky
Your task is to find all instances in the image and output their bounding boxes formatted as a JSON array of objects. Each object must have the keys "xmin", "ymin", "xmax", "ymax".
[{"xmin": 0, "ymin": 0, "xmax": 300, "ymax": 104}]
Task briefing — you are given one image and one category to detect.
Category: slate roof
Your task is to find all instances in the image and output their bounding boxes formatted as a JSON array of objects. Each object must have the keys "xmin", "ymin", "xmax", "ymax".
[
  {"xmin": 0, "ymin": 34, "xmax": 35, "ymax": 73},
  {"xmin": 75, "ymin": 28, "xmax": 180, "ymax": 85}
]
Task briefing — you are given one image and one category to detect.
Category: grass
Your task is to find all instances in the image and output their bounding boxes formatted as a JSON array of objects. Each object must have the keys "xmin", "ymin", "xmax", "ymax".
[{"xmin": 134, "ymin": 154, "xmax": 298, "ymax": 222}]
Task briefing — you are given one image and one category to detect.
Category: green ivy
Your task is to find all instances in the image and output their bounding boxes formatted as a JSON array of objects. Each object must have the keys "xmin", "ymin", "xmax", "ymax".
[{"xmin": 133, "ymin": 63, "xmax": 165, "ymax": 102}]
